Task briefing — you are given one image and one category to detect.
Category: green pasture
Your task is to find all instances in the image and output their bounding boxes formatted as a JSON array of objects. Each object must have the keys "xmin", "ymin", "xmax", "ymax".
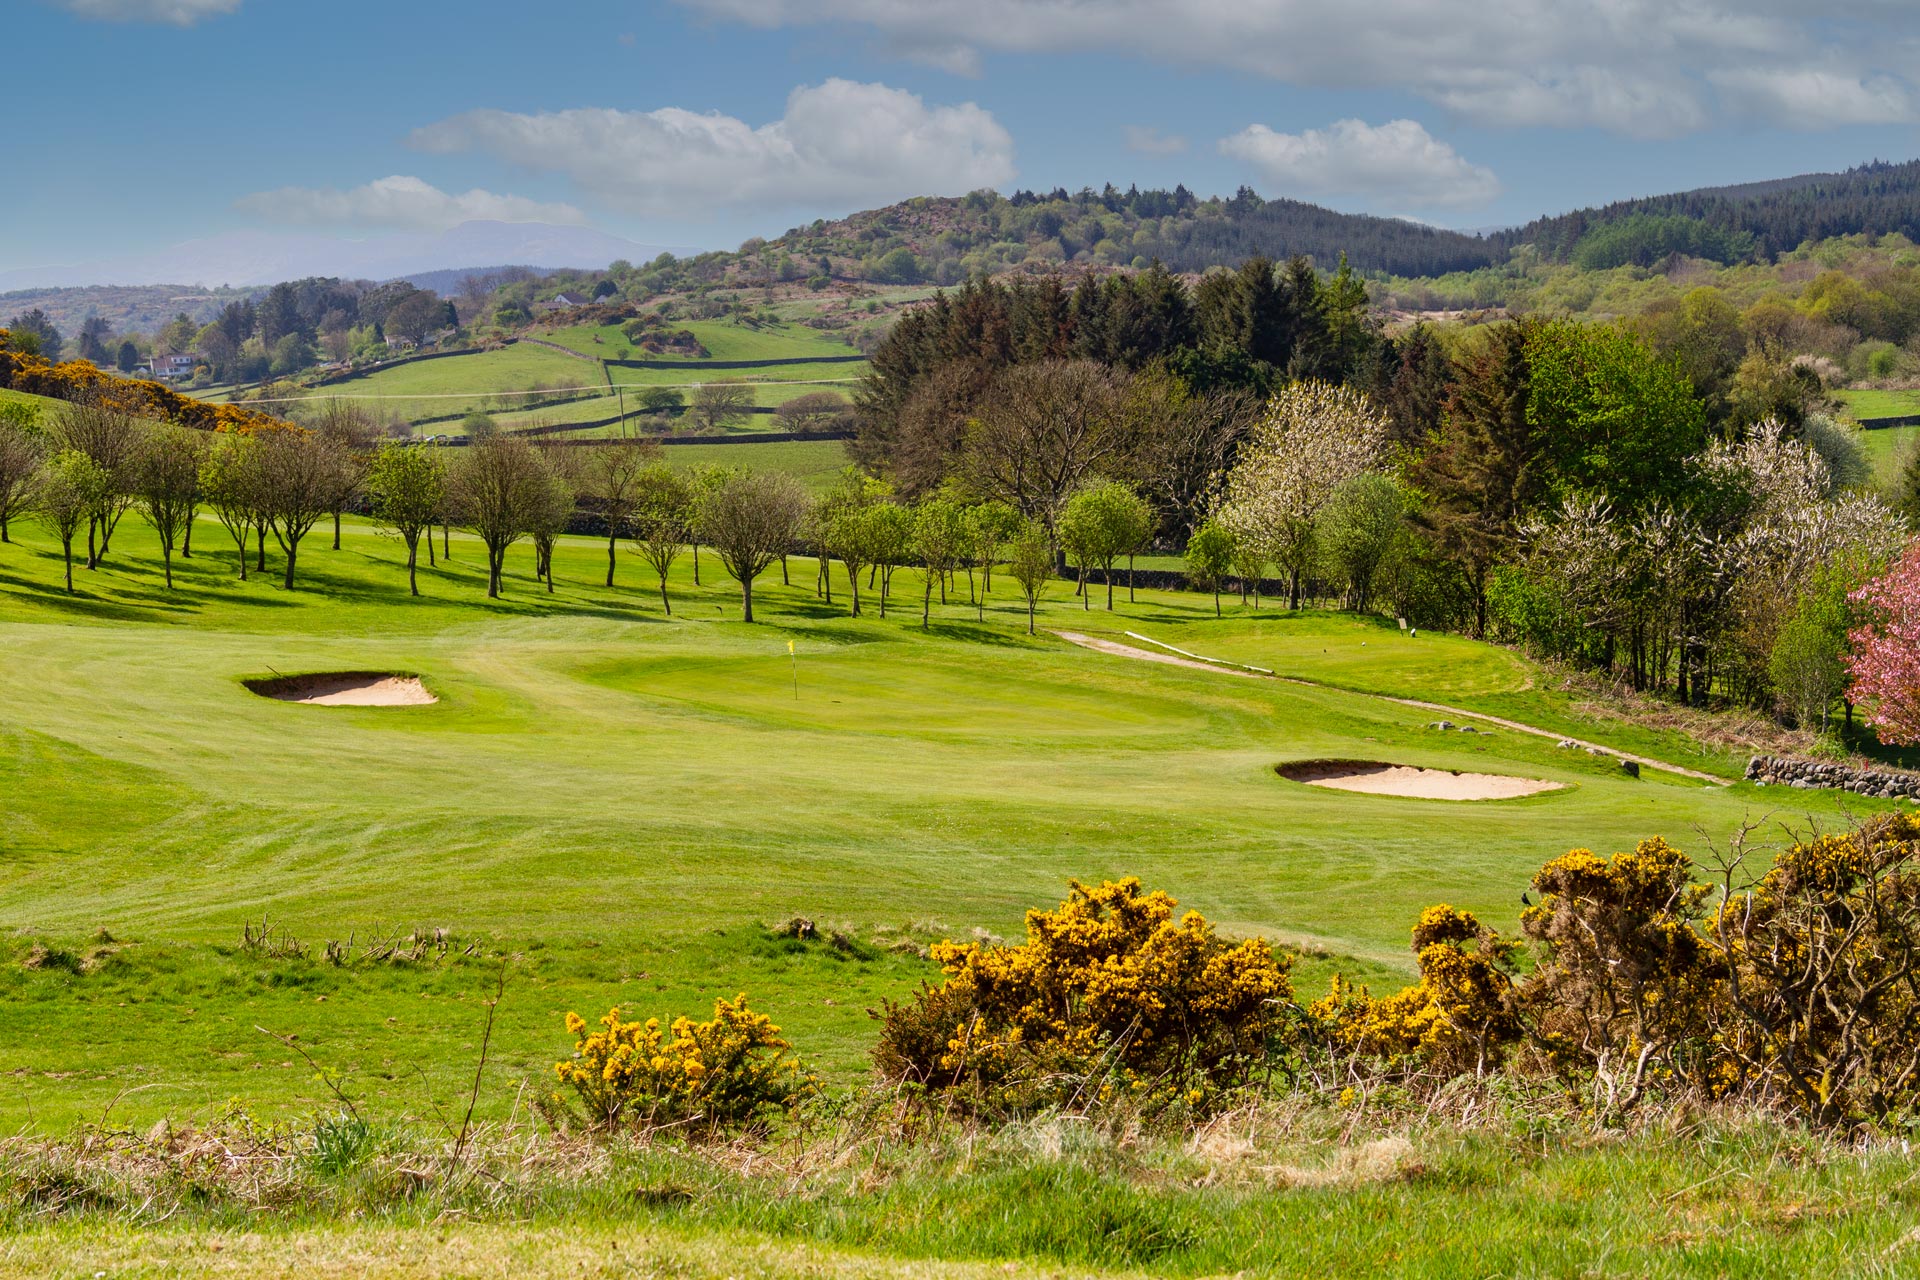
[
  {"xmin": 488, "ymin": 379, "xmax": 860, "ymax": 436},
  {"xmin": 542, "ymin": 318, "xmax": 862, "ymax": 362},
  {"xmin": 1838, "ymin": 386, "xmax": 1920, "ymax": 419},
  {"xmin": 0, "ymin": 513, "xmax": 1877, "ymax": 1134},
  {"xmin": 1860, "ymin": 422, "xmax": 1920, "ymax": 487},
  {"xmin": 0, "ymin": 386, "xmax": 62, "ymax": 415}
]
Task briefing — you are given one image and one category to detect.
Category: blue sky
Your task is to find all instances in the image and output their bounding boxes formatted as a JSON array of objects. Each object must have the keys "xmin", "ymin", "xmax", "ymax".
[{"xmin": 9, "ymin": 0, "xmax": 1920, "ymax": 278}]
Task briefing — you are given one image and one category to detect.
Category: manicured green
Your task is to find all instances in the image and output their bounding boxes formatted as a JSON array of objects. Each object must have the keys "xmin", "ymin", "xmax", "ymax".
[{"xmin": 0, "ymin": 513, "xmax": 1882, "ymax": 1134}]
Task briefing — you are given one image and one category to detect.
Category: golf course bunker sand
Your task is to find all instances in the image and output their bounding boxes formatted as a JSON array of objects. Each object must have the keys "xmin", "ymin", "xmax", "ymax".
[
  {"xmin": 1277, "ymin": 759, "xmax": 1563, "ymax": 801},
  {"xmin": 244, "ymin": 672, "xmax": 437, "ymax": 707}
]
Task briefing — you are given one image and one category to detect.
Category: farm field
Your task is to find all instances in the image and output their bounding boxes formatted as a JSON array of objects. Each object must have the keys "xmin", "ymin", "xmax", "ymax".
[
  {"xmin": 202, "ymin": 339, "xmax": 865, "ymax": 434},
  {"xmin": 1838, "ymin": 386, "xmax": 1920, "ymax": 419},
  {"xmin": 541, "ymin": 317, "xmax": 863, "ymax": 363},
  {"xmin": 0, "ymin": 510, "xmax": 1871, "ymax": 1142},
  {"xmin": 1859, "ymin": 421, "xmax": 1919, "ymax": 486}
]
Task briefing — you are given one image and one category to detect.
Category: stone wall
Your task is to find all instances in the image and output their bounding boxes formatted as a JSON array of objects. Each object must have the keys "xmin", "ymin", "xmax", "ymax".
[{"xmin": 1746, "ymin": 755, "xmax": 1920, "ymax": 799}]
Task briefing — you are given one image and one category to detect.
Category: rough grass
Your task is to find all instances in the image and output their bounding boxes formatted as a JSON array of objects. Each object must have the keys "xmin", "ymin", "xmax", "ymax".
[
  {"xmin": 7, "ymin": 1102, "xmax": 1920, "ymax": 1278},
  {"xmin": 0, "ymin": 514, "xmax": 1887, "ymax": 1138}
]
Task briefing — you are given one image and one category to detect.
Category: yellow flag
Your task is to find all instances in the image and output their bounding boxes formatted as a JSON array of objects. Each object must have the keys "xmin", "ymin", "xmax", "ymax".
[{"xmin": 787, "ymin": 640, "xmax": 795, "ymax": 655}]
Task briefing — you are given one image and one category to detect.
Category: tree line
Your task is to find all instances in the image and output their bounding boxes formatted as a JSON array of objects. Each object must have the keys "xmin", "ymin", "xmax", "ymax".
[{"xmin": 849, "ymin": 258, "xmax": 1915, "ymax": 731}]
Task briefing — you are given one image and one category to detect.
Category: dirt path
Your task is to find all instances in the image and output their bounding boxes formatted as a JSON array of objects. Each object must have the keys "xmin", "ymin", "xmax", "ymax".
[{"xmin": 1052, "ymin": 630, "xmax": 1730, "ymax": 787}]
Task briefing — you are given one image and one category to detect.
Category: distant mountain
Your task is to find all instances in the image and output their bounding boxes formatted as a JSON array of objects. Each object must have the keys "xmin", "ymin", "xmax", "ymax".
[
  {"xmin": 394, "ymin": 265, "xmax": 565, "ymax": 297},
  {"xmin": 0, "ymin": 221, "xmax": 695, "ymax": 292}
]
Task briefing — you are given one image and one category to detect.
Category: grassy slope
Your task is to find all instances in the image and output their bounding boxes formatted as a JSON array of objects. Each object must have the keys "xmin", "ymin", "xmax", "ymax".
[
  {"xmin": 542, "ymin": 318, "xmax": 862, "ymax": 362},
  {"xmin": 0, "ymin": 386, "xmax": 65, "ymax": 413},
  {"xmin": 0, "ymin": 515, "xmax": 1875, "ymax": 1136}
]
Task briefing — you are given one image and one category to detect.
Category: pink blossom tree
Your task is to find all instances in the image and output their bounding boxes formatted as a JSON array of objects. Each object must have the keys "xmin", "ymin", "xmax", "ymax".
[{"xmin": 1847, "ymin": 542, "xmax": 1920, "ymax": 744}]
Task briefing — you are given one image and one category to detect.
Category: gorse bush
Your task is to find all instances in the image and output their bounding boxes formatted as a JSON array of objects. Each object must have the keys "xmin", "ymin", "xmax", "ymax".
[
  {"xmin": 553, "ymin": 994, "xmax": 814, "ymax": 1133},
  {"xmin": 873, "ymin": 878, "xmax": 1294, "ymax": 1112},
  {"xmin": 1325, "ymin": 815, "xmax": 1920, "ymax": 1128},
  {"xmin": 1312, "ymin": 906, "xmax": 1520, "ymax": 1078}
]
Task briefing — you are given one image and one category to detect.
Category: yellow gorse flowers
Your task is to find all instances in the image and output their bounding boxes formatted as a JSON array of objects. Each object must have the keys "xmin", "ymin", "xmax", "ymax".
[{"xmin": 555, "ymin": 994, "xmax": 814, "ymax": 1131}]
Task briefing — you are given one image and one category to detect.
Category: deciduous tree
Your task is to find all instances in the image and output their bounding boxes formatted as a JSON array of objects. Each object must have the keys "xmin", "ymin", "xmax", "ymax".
[
  {"xmin": 449, "ymin": 435, "xmax": 546, "ymax": 598},
  {"xmin": 0, "ymin": 406, "xmax": 44, "ymax": 543},
  {"xmin": 1847, "ymin": 544, "xmax": 1920, "ymax": 744},
  {"xmin": 200, "ymin": 433, "xmax": 263, "ymax": 579},
  {"xmin": 1007, "ymin": 521, "xmax": 1054, "ymax": 635},
  {"xmin": 37, "ymin": 450, "xmax": 104, "ymax": 593},
  {"xmin": 255, "ymin": 427, "xmax": 337, "ymax": 590},
  {"xmin": 630, "ymin": 462, "xmax": 692, "ymax": 614},
  {"xmin": 698, "ymin": 470, "xmax": 808, "ymax": 623},
  {"xmin": 1184, "ymin": 520, "xmax": 1235, "ymax": 617},
  {"xmin": 960, "ymin": 361, "xmax": 1126, "ymax": 538},
  {"xmin": 689, "ymin": 380, "xmax": 754, "ymax": 433},
  {"xmin": 1217, "ymin": 380, "xmax": 1387, "ymax": 609},
  {"xmin": 584, "ymin": 438, "xmax": 656, "ymax": 587},
  {"xmin": 366, "ymin": 442, "xmax": 445, "ymax": 596},
  {"xmin": 134, "ymin": 425, "xmax": 203, "ymax": 588},
  {"xmin": 913, "ymin": 497, "xmax": 970, "ymax": 629}
]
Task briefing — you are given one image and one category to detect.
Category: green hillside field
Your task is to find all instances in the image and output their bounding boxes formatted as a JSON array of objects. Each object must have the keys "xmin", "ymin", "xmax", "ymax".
[
  {"xmin": 541, "ymin": 317, "xmax": 863, "ymax": 362},
  {"xmin": 213, "ymin": 340, "xmax": 865, "ymax": 433}
]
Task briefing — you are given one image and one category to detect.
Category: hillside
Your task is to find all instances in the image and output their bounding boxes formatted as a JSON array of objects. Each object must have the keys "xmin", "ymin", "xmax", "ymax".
[{"xmin": 1495, "ymin": 159, "xmax": 1920, "ymax": 265}]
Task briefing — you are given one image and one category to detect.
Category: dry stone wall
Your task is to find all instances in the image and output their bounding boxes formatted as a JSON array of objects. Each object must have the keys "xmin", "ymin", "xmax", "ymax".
[{"xmin": 1746, "ymin": 755, "xmax": 1920, "ymax": 799}]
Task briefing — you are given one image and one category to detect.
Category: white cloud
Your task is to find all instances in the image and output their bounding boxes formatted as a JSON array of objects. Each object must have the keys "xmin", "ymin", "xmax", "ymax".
[
  {"xmin": 1124, "ymin": 125, "xmax": 1189, "ymax": 156},
  {"xmin": 234, "ymin": 176, "xmax": 587, "ymax": 232},
  {"xmin": 674, "ymin": 0, "xmax": 1920, "ymax": 138},
  {"xmin": 58, "ymin": 0, "xmax": 240, "ymax": 23},
  {"xmin": 409, "ymin": 79, "xmax": 1016, "ymax": 214},
  {"xmin": 1219, "ymin": 118, "xmax": 1501, "ymax": 209},
  {"xmin": 1709, "ymin": 67, "xmax": 1916, "ymax": 128}
]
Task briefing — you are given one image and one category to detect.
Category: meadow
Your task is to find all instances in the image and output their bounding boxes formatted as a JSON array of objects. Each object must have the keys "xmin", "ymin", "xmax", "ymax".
[
  {"xmin": 217, "ymin": 333, "xmax": 868, "ymax": 435},
  {"xmin": 542, "ymin": 317, "xmax": 864, "ymax": 363},
  {"xmin": 0, "ymin": 498, "xmax": 1910, "ymax": 1276}
]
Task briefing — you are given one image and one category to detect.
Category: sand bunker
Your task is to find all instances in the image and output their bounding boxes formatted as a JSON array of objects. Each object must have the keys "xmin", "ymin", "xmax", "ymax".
[
  {"xmin": 1277, "ymin": 759, "xmax": 1562, "ymax": 801},
  {"xmin": 245, "ymin": 672, "xmax": 437, "ymax": 707}
]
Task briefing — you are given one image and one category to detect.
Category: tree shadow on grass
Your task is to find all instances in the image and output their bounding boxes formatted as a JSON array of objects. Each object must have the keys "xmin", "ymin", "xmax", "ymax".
[
  {"xmin": 0, "ymin": 569, "xmax": 174, "ymax": 623},
  {"xmin": 917, "ymin": 620, "xmax": 1052, "ymax": 649}
]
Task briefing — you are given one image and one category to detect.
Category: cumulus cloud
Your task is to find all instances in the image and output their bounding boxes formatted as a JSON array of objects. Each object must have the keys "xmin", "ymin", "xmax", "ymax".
[
  {"xmin": 409, "ymin": 79, "xmax": 1016, "ymax": 214},
  {"xmin": 58, "ymin": 0, "xmax": 241, "ymax": 23},
  {"xmin": 1219, "ymin": 118, "xmax": 1501, "ymax": 209},
  {"xmin": 1124, "ymin": 125, "xmax": 1189, "ymax": 156},
  {"xmin": 674, "ymin": 0, "xmax": 1920, "ymax": 137},
  {"xmin": 234, "ymin": 176, "xmax": 587, "ymax": 231}
]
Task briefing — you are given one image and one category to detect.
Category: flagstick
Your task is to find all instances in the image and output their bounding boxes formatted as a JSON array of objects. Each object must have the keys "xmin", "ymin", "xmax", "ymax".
[{"xmin": 789, "ymin": 642, "xmax": 799, "ymax": 700}]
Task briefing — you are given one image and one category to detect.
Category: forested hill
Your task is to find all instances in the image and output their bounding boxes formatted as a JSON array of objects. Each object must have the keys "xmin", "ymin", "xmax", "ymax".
[
  {"xmin": 757, "ymin": 163, "xmax": 1920, "ymax": 286},
  {"xmin": 1488, "ymin": 160, "xmax": 1920, "ymax": 268},
  {"xmin": 765, "ymin": 185, "xmax": 1504, "ymax": 282}
]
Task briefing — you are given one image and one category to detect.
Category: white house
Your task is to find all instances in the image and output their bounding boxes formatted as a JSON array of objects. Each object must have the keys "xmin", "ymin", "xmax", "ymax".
[{"xmin": 146, "ymin": 353, "xmax": 201, "ymax": 381}]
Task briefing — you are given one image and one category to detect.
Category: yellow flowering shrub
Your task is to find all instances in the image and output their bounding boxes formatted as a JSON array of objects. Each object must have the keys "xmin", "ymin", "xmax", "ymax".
[
  {"xmin": 1324, "ymin": 819, "xmax": 1920, "ymax": 1126},
  {"xmin": 554, "ymin": 994, "xmax": 814, "ymax": 1132},
  {"xmin": 1518, "ymin": 839, "xmax": 1722, "ymax": 1101},
  {"xmin": 1311, "ymin": 905, "xmax": 1518, "ymax": 1076},
  {"xmin": 872, "ymin": 878, "xmax": 1294, "ymax": 1110},
  {"xmin": 1704, "ymin": 813, "xmax": 1920, "ymax": 1124}
]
